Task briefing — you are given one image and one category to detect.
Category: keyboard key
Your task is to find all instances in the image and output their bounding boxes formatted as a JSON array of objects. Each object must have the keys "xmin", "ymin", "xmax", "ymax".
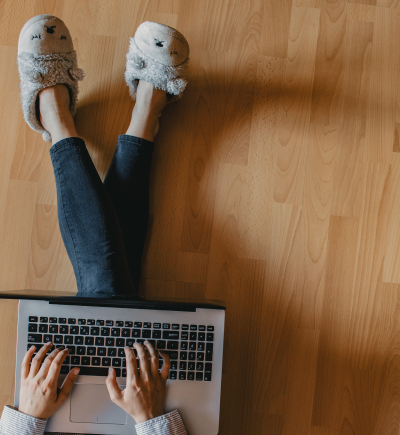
[
  {"xmin": 78, "ymin": 367, "xmax": 117, "ymax": 377},
  {"xmin": 157, "ymin": 340, "xmax": 166, "ymax": 349},
  {"xmin": 142, "ymin": 330, "xmax": 151, "ymax": 338},
  {"xmin": 102, "ymin": 357, "xmax": 111, "ymax": 366},
  {"xmin": 101, "ymin": 327, "xmax": 110, "ymax": 336},
  {"xmin": 179, "ymin": 361, "xmax": 187, "ymax": 371},
  {"xmin": 199, "ymin": 325, "xmax": 206, "ymax": 331},
  {"xmin": 85, "ymin": 337, "xmax": 94, "ymax": 346},
  {"xmin": 125, "ymin": 321, "xmax": 133, "ymax": 327},
  {"xmin": 75, "ymin": 336, "xmax": 84, "ymax": 345},
  {"xmin": 196, "ymin": 362, "xmax": 204, "ymax": 371},
  {"xmin": 87, "ymin": 347, "xmax": 96, "ymax": 356},
  {"xmin": 169, "ymin": 371, "xmax": 177, "ymax": 380},
  {"xmin": 207, "ymin": 326, "xmax": 214, "ymax": 331},
  {"xmin": 54, "ymin": 335, "xmax": 63, "ymax": 344},
  {"xmin": 180, "ymin": 352, "xmax": 187, "ymax": 360},
  {"xmin": 197, "ymin": 352, "xmax": 204, "ymax": 361},
  {"xmin": 190, "ymin": 325, "xmax": 197, "ymax": 331},
  {"xmin": 59, "ymin": 318, "xmax": 67, "ymax": 324},
  {"xmin": 163, "ymin": 323, "xmax": 170, "ymax": 329},
  {"xmin": 28, "ymin": 324, "xmax": 38, "ymax": 333},
  {"xmin": 172, "ymin": 324, "xmax": 180, "ymax": 330},
  {"xmin": 126, "ymin": 339, "xmax": 135, "ymax": 347},
  {"xmin": 188, "ymin": 362, "xmax": 195, "ymax": 371},
  {"xmin": 108, "ymin": 348, "xmax": 117, "ymax": 357},
  {"xmin": 118, "ymin": 348, "xmax": 125, "ymax": 357},
  {"xmin": 63, "ymin": 335, "xmax": 73, "ymax": 344},
  {"xmin": 29, "ymin": 316, "xmax": 38, "ymax": 322},
  {"xmin": 116, "ymin": 338, "xmax": 125, "ymax": 347},
  {"xmin": 152, "ymin": 330, "xmax": 161, "ymax": 339},
  {"xmin": 49, "ymin": 317, "xmax": 58, "ymax": 323},
  {"xmin": 60, "ymin": 325, "xmax": 69, "ymax": 334},
  {"xmin": 112, "ymin": 358, "xmax": 121, "ymax": 367},
  {"xmin": 204, "ymin": 363, "xmax": 212, "ymax": 381},
  {"xmin": 81, "ymin": 357, "xmax": 90, "ymax": 365},
  {"xmin": 122, "ymin": 359, "xmax": 126, "ymax": 368},
  {"xmin": 198, "ymin": 333, "xmax": 205, "ymax": 341},
  {"xmin": 196, "ymin": 372, "xmax": 203, "ymax": 381},
  {"xmin": 77, "ymin": 346, "xmax": 86, "ymax": 355},
  {"xmin": 78, "ymin": 319, "xmax": 86, "ymax": 325},
  {"xmin": 40, "ymin": 317, "xmax": 48, "ymax": 323},
  {"xmin": 68, "ymin": 318, "xmax": 76, "ymax": 325},
  {"xmin": 97, "ymin": 347, "xmax": 107, "ymax": 356},
  {"xmin": 189, "ymin": 352, "xmax": 196, "ymax": 361},
  {"xmin": 197, "ymin": 343, "xmax": 205, "ymax": 352},
  {"xmin": 171, "ymin": 360, "xmax": 178, "ymax": 370},
  {"xmin": 187, "ymin": 372, "xmax": 194, "ymax": 380},
  {"xmin": 111, "ymin": 328, "xmax": 121, "ymax": 337},
  {"xmin": 49, "ymin": 325, "xmax": 58, "ymax": 334},
  {"xmin": 179, "ymin": 371, "xmax": 186, "ymax": 380},
  {"xmin": 153, "ymin": 323, "xmax": 161, "ymax": 329},
  {"xmin": 122, "ymin": 329, "xmax": 131, "ymax": 337},
  {"xmin": 60, "ymin": 366, "xmax": 69, "ymax": 374},
  {"xmin": 92, "ymin": 357, "xmax": 101, "ymax": 366},
  {"xmin": 71, "ymin": 356, "xmax": 80, "ymax": 365},
  {"xmin": 106, "ymin": 320, "xmax": 114, "ymax": 326},
  {"xmin": 106, "ymin": 338, "xmax": 115, "ymax": 346},
  {"xmin": 132, "ymin": 329, "xmax": 141, "ymax": 338},
  {"xmin": 122, "ymin": 368, "xmax": 127, "ymax": 377},
  {"xmin": 70, "ymin": 326, "xmax": 79, "ymax": 335},
  {"xmin": 206, "ymin": 343, "xmax": 213, "ymax": 361},
  {"xmin": 80, "ymin": 326, "xmax": 89, "ymax": 335},
  {"xmin": 167, "ymin": 341, "xmax": 179, "ymax": 350},
  {"xmin": 166, "ymin": 351, "xmax": 179, "ymax": 360},
  {"xmin": 190, "ymin": 332, "xmax": 197, "ymax": 341},
  {"xmin": 44, "ymin": 335, "xmax": 53, "ymax": 343},
  {"xmin": 136, "ymin": 339, "xmax": 145, "ymax": 345},
  {"xmin": 189, "ymin": 342, "xmax": 196, "ymax": 351},
  {"xmin": 66, "ymin": 346, "xmax": 76, "ymax": 355},
  {"xmin": 116, "ymin": 321, "xmax": 124, "ymax": 327},
  {"xmin": 182, "ymin": 324, "xmax": 189, "ymax": 330},
  {"xmin": 90, "ymin": 327, "xmax": 100, "ymax": 336},
  {"xmin": 96, "ymin": 320, "xmax": 104, "ymax": 326},
  {"xmin": 87, "ymin": 319, "xmax": 95, "ymax": 325},
  {"xmin": 134, "ymin": 322, "xmax": 142, "ymax": 328},
  {"xmin": 95, "ymin": 337, "xmax": 104, "ymax": 346},
  {"xmin": 181, "ymin": 332, "xmax": 188, "ymax": 340},
  {"xmin": 180, "ymin": 342, "xmax": 188, "ymax": 350},
  {"xmin": 39, "ymin": 324, "xmax": 48, "ymax": 333},
  {"xmin": 207, "ymin": 333, "xmax": 214, "ymax": 341},
  {"xmin": 143, "ymin": 322, "xmax": 151, "ymax": 328},
  {"xmin": 163, "ymin": 331, "xmax": 179, "ymax": 340}
]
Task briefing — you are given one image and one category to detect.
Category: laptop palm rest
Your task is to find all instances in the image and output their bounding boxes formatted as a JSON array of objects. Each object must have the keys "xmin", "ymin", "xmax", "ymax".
[{"xmin": 70, "ymin": 383, "xmax": 127, "ymax": 425}]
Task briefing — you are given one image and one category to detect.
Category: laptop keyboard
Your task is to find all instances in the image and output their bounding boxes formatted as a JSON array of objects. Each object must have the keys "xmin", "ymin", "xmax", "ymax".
[{"xmin": 27, "ymin": 317, "xmax": 213, "ymax": 381}]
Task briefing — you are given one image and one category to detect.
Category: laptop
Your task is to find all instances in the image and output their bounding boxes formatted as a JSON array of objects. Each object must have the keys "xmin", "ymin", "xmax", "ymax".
[{"xmin": 2, "ymin": 291, "xmax": 225, "ymax": 434}]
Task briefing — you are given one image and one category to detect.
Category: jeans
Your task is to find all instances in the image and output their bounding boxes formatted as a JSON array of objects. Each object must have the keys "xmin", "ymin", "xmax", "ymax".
[{"xmin": 49, "ymin": 135, "xmax": 154, "ymax": 296}]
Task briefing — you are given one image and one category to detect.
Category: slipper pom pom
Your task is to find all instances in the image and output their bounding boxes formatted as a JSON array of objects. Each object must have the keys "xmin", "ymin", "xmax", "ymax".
[{"xmin": 167, "ymin": 77, "xmax": 187, "ymax": 95}]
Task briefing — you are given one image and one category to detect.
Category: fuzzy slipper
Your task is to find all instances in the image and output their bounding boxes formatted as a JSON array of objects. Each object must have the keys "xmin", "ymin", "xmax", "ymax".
[
  {"xmin": 17, "ymin": 15, "xmax": 84, "ymax": 142},
  {"xmin": 125, "ymin": 21, "xmax": 190, "ymax": 104}
]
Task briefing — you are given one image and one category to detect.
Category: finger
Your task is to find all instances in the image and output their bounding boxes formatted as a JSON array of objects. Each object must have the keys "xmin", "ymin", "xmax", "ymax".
[
  {"xmin": 144, "ymin": 341, "xmax": 159, "ymax": 378},
  {"xmin": 105, "ymin": 367, "xmax": 123, "ymax": 404},
  {"xmin": 21, "ymin": 345, "xmax": 36, "ymax": 379},
  {"xmin": 29, "ymin": 342, "xmax": 54, "ymax": 377},
  {"xmin": 45, "ymin": 348, "xmax": 69, "ymax": 385},
  {"xmin": 159, "ymin": 350, "xmax": 171, "ymax": 382},
  {"xmin": 37, "ymin": 347, "xmax": 65, "ymax": 379},
  {"xmin": 57, "ymin": 366, "xmax": 80, "ymax": 406},
  {"xmin": 134, "ymin": 343, "xmax": 150, "ymax": 382},
  {"xmin": 124, "ymin": 346, "xmax": 139, "ymax": 386}
]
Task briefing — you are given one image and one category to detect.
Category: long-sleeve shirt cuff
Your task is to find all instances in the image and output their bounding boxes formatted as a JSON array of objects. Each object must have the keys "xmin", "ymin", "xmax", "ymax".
[
  {"xmin": 0, "ymin": 405, "xmax": 47, "ymax": 435},
  {"xmin": 135, "ymin": 409, "xmax": 187, "ymax": 435}
]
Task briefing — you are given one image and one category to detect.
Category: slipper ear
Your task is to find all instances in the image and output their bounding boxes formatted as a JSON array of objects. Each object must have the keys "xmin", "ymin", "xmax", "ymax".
[{"xmin": 68, "ymin": 67, "xmax": 84, "ymax": 81}]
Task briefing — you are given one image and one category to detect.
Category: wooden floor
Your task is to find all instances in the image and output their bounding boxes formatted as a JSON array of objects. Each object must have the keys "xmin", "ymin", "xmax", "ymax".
[{"xmin": 1, "ymin": 0, "xmax": 400, "ymax": 433}]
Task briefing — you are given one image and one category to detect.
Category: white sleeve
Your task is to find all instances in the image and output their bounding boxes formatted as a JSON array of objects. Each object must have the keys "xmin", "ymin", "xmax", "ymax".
[
  {"xmin": 135, "ymin": 410, "xmax": 187, "ymax": 435},
  {"xmin": 0, "ymin": 405, "xmax": 47, "ymax": 435}
]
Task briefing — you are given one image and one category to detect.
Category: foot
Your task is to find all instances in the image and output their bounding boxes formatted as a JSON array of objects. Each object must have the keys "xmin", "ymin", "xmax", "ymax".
[
  {"xmin": 125, "ymin": 80, "xmax": 168, "ymax": 141},
  {"xmin": 38, "ymin": 84, "xmax": 78, "ymax": 144}
]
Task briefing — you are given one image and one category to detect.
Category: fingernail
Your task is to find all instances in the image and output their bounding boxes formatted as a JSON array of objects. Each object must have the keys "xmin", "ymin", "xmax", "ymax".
[
  {"xmin": 108, "ymin": 367, "xmax": 113, "ymax": 375},
  {"xmin": 74, "ymin": 368, "xmax": 80, "ymax": 375},
  {"xmin": 144, "ymin": 340, "xmax": 149, "ymax": 344},
  {"xmin": 30, "ymin": 345, "xmax": 35, "ymax": 350}
]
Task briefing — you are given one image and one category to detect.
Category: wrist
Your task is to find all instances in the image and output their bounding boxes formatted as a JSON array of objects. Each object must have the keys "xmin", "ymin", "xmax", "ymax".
[{"xmin": 133, "ymin": 411, "xmax": 164, "ymax": 424}]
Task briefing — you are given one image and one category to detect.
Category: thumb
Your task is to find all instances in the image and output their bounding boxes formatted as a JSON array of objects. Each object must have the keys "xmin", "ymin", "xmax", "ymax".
[
  {"xmin": 105, "ymin": 367, "xmax": 123, "ymax": 403},
  {"xmin": 57, "ymin": 368, "xmax": 80, "ymax": 403}
]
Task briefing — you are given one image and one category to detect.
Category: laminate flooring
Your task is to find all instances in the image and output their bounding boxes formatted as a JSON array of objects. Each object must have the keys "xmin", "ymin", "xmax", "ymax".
[{"xmin": 1, "ymin": 0, "xmax": 400, "ymax": 433}]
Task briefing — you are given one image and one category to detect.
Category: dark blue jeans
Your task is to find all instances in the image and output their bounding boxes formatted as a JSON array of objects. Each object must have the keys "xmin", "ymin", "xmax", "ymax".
[{"xmin": 49, "ymin": 135, "xmax": 154, "ymax": 296}]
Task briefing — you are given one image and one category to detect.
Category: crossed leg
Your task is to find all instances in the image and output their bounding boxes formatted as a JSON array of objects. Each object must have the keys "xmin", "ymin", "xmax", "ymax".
[{"xmin": 39, "ymin": 82, "xmax": 167, "ymax": 296}]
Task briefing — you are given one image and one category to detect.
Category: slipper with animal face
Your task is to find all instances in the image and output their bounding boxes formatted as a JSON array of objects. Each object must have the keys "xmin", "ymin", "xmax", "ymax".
[{"xmin": 17, "ymin": 15, "xmax": 84, "ymax": 142}]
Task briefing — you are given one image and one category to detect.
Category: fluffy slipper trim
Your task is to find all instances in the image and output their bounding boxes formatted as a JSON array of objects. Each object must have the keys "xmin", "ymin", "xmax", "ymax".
[
  {"xmin": 125, "ymin": 38, "xmax": 189, "ymax": 103},
  {"xmin": 17, "ymin": 50, "xmax": 84, "ymax": 142}
]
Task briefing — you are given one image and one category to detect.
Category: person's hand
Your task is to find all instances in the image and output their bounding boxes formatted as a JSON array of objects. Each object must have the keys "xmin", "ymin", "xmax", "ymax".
[
  {"xmin": 106, "ymin": 341, "xmax": 171, "ymax": 423},
  {"xmin": 18, "ymin": 342, "xmax": 80, "ymax": 419}
]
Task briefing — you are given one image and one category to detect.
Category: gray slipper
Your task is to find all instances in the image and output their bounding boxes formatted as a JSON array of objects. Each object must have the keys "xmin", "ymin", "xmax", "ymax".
[
  {"xmin": 125, "ymin": 21, "xmax": 190, "ymax": 103},
  {"xmin": 17, "ymin": 15, "xmax": 84, "ymax": 142}
]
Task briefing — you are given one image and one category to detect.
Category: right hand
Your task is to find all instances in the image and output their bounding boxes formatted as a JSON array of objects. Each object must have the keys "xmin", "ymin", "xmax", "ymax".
[{"xmin": 105, "ymin": 341, "xmax": 171, "ymax": 423}]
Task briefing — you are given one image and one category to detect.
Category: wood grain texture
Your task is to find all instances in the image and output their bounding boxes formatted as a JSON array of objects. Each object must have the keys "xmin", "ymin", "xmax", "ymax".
[{"xmin": 2, "ymin": 0, "xmax": 400, "ymax": 433}]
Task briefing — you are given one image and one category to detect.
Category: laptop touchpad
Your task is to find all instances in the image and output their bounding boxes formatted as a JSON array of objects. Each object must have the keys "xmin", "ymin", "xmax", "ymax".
[{"xmin": 70, "ymin": 383, "xmax": 127, "ymax": 424}]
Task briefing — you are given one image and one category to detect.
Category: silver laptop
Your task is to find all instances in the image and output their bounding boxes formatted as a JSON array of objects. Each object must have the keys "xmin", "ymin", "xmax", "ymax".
[{"xmin": 7, "ymin": 292, "xmax": 225, "ymax": 434}]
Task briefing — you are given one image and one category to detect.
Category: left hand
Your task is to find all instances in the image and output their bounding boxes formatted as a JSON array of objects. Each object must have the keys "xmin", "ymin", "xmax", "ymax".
[{"xmin": 18, "ymin": 342, "xmax": 80, "ymax": 419}]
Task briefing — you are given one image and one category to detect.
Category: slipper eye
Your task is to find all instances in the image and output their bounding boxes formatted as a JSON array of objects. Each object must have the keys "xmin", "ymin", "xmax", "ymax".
[
  {"xmin": 31, "ymin": 34, "xmax": 41, "ymax": 40},
  {"xmin": 60, "ymin": 35, "xmax": 67, "ymax": 40}
]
